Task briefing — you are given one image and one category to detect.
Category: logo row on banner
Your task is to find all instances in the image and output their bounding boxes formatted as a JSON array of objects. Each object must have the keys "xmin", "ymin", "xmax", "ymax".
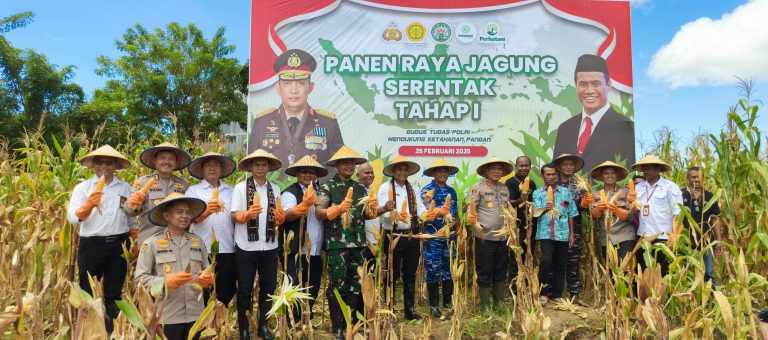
[{"xmin": 382, "ymin": 22, "xmax": 507, "ymax": 44}]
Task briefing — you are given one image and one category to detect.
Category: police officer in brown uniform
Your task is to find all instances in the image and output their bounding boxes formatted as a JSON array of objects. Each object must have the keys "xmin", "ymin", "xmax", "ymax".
[
  {"xmin": 247, "ymin": 49, "xmax": 344, "ymax": 173},
  {"xmin": 126, "ymin": 142, "xmax": 192, "ymax": 246}
]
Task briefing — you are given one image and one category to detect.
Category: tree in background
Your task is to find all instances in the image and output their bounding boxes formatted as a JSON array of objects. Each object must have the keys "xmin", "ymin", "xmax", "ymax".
[{"xmin": 93, "ymin": 22, "xmax": 247, "ymax": 142}]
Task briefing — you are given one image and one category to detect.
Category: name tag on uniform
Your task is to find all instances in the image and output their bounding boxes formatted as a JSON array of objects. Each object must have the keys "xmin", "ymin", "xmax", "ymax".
[{"xmin": 643, "ymin": 205, "xmax": 650, "ymax": 216}]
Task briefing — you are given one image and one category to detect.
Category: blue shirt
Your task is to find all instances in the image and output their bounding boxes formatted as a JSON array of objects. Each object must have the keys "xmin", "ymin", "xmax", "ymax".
[
  {"xmin": 533, "ymin": 185, "xmax": 579, "ymax": 241},
  {"xmin": 421, "ymin": 181, "xmax": 458, "ymax": 234}
]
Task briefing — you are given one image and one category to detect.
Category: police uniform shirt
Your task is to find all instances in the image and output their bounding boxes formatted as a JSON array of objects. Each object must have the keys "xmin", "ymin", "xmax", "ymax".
[
  {"xmin": 377, "ymin": 182, "xmax": 427, "ymax": 231},
  {"xmin": 636, "ymin": 177, "xmax": 683, "ymax": 239},
  {"xmin": 185, "ymin": 181, "xmax": 235, "ymax": 253},
  {"xmin": 469, "ymin": 181, "xmax": 510, "ymax": 241},
  {"xmin": 280, "ymin": 185, "xmax": 324, "ymax": 256},
  {"xmin": 231, "ymin": 178, "xmax": 281, "ymax": 251},
  {"xmin": 134, "ymin": 231, "xmax": 209, "ymax": 324},
  {"xmin": 125, "ymin": 174, "xmax": 189, "ymax": 245},
  {"xmin": 67, "ymin": 175, "xmax": 136, "ymax": 237}
]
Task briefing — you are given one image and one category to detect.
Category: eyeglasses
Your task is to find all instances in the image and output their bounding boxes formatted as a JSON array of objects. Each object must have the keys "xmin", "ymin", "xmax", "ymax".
[
  {"xmin": 93, "ymin": 159, "xmax": 115, "ymax": 166},
  {"xmin": 298, "ymin": 169, "xmax": 316, "ymax": 175}
]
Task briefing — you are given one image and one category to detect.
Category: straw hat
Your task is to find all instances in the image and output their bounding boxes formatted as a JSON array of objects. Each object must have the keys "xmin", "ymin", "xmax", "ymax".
[
  {"xmin": 631, "ymin": 155, "xmax": 672, "ymax": 172},
  {"xmin": 285, "ymin": 155, "xmax": 329, "ymax": 177},
  {"xmin": 552, "ymin": 153, "xmax": 585, "ymax": 172},
  {"xmin": 139, "ymin": 142, "xmax": 192, "ymax": 171},
  {"xmin": 148, "ymin": 193, "xmax": 206, "ymax": 227},
  {"xmin": 325, "ymin": 146, "xmax": 367, "ymax": 167},
  {"xmin": 476, "ymin": 156, "xmax": 513, "ymax": 177},
  {"xmin": 589, "ymin": 161, "xmax": 629, "ymax": 181},
  {"xmin": 238, "ymin": 149, "xmax": 283, "ymax": 172},
  {"xmin": 423, "ymin": 158, "xmax": 459, "ymax": 177},
  {"xmin": 187, "ymin": 152, "xmax": 236, "ymax": 180},
  {"xmin": 383, "ymin": 155, "xmax": 420, "ymax": 177},
  {"xmin": 79, "ymin": 145, "xmax": 132, "ymax": 170}
]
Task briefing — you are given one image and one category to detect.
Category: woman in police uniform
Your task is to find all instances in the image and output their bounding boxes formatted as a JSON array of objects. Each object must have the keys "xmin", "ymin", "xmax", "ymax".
[{"xmin": 135, "ymin": 193, "xmax": 214, "ymax": 340}]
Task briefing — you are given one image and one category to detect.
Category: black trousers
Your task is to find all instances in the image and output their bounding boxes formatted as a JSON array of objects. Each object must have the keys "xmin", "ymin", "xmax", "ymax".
[
  {"xmin": 636, "ymin": 239, "xmax": 669, "ymax": 277},
  {"xmin": 509, "ymin": 223, "xmax": 537, "ymax": 281},
  {"xmin": 236, "ymin": 247, "xmax": 278, "ymax": 324},
  {"xmin": 383, "ymin": 234, "xmax": 421, "ymax": 286},
  {"xmin": 280, "ymin": 252, "xmax": 324, "ymax": 318},
  {"xmin": 539, "ymin": 240, "xmax": 569, "ymax": 299},
  {"xmin": 475, "ymin": 237, "xmax": 509, "ymax": 288},
  {"xmin": 203, "ymin": 252, "xmax": 237, "ymax": 306},
  {"xmin": 77, "ymin": 233, "xmax": 129, "ymax": 321},
  {"xmin": 566, "ymin": 224, "xmax": 583, "ymax": 294},
  {"xmin": 163, "ymin": 322, "xmax": 200, "ymax": 340},
  {"xmin": 602, "ymin": 240, "xmax": 636, "ymax": 264}
]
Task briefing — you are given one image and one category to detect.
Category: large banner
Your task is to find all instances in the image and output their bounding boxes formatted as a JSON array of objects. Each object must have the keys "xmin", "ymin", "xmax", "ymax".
[{"xmin": 248, "ymin": 0, "xmax": 635, "ymax": 184}]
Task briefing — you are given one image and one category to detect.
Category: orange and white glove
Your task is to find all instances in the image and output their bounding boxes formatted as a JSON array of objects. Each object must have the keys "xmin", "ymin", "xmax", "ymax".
[
  {"xmin": 75, "ymin": 192, "xmax": 103, "ymax": 220},
  {"xmin": 581, "ymin": 192, "xmax": 594, "ymax": 209},
  {"xmin": 274, "ymin": 199, "xmax": 286, "ymax": 226},
  {"xmin": 196, "ymin": 200, "xmax": 221, "ymax": 223},
  {"xmin": 196, "ymin": 272, "xmax": 214, "ymax": 289},
  {"xmin": 127, "ymin": 191, "xmax": 147, "ymax": 208},
  {"xmin": 166, "ymin": 272, "xmax": 194, "ymax": 291},
  {"xmin": 608, "ymin": 203, "xmax": 629, "ymax": 220}
]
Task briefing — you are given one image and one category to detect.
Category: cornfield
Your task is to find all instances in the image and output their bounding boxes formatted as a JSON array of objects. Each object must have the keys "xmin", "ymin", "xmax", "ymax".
[{"xmin": 0, "ymin": 97, "xmax": 766, "ymax": 339}]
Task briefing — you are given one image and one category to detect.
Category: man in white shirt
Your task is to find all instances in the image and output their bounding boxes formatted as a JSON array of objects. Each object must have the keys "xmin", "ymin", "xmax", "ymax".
[
  {"xmin": 630, "ymin": 155, "xmax": 683, "ymax": 277},
  {"xmin": 231, "ymin": 149, "xmax": 286, "ymax": 340},
  {"xmin": 357, "ymin": 163, "xmax": 380, "ymax": 251},
  {"xmin": 66, "ymin": 145, "xmax": 135, "ymax": 335},
  {"xmin": 185, "ymin": 152, "xmax": 237, "ymax": 306},
  {"xmin": 279, "ymin": 155, "xmax": 326, "ymax": 324}
]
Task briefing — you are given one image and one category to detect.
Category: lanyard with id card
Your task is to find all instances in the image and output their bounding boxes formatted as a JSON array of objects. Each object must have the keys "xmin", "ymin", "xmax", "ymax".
[{"xmin": 643, "ymin": 185, "xmax": 658, "ymax": 216}]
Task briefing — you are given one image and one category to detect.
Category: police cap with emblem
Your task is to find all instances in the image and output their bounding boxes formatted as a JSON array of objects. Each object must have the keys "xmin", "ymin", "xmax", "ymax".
[{"xmin": 274, "ymin": 49, "xmax": 316, "ymax": 80}]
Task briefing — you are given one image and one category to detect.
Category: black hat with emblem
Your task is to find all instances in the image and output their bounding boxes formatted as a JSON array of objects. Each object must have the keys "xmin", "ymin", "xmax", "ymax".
[{"xmin": 273, "ymin": 49, "xmax": 316, "ymax": 80}]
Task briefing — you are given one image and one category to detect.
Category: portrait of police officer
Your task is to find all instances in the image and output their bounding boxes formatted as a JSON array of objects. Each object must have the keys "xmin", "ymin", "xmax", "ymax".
[{"xmin": 247, "ymin": 49, "xmax": 345, "ymax": 176}]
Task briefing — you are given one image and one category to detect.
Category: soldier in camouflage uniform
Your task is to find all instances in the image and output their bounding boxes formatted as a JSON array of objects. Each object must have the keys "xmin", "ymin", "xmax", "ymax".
[
  {"xmin": 553, "ymin": 154, "xmax": 587, "ymax": 300},
  {"xmin": 315, "ymin": 146, "xmax": 377, "ymax": 340},
  {"xmin": 420, "ymin": 158, "xmax": 459, "ymax": 318},
  {"xmin": 126, "ymin": 142, "xmax": 191, "ymax": 247}
]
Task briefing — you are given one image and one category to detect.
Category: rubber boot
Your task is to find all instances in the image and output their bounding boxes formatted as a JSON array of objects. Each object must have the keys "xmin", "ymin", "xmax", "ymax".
[
  {"xmin": 328, "ymin": 292, "xmax": 345, "ymax": 340},
  {"xmin": 257, "ymin": 307, "xmax": 274, "ymax": 340},
  {"xmin": 403, "ymin": 283, "xmax": 421, "ymax": 320},
  {"xmin": 478, "ymin": 287, "xmax": 491, "ymax": 310},
  {"xmin": 426, "ymin": 283, "xmax": 441, "ymax": 317},
  {"xmin": 346, "ymin": 292, "xmax": 360, "ymax": 325},
  {"xmin": 492, "ymin": 281, "xmax": 507, "ymax": 307},
  {"xmin": 441, "ymin": 280, "xmax": 453, "ymax": 309},
  {"xmin": 237, "ymin": 312, "xmax": 251, "ymax": 340}
]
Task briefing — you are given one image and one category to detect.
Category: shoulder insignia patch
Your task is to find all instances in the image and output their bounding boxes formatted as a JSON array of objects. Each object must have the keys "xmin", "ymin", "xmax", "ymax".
[
  {"xmin": 254, "ymin": 108, "xmax": 277, "ymax": 120},
  {"xmin": 314, "ymin": 109, "xmax": 336, "ymax": 119}
]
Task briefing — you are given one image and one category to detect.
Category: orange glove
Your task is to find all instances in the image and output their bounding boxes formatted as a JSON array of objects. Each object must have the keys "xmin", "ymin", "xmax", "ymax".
[
  {"xmin": 248, "ymin": 204, "xmax": 263, "ymax": 220},
  {"xmin": 627, "ymin": 191, "xmax": 637, "ymax": 203},
  {"xmin": 669, "ymin": 217, "xmax": 683, "ymax": 245},
  {"xmin": 468, "ymin": 211, "xmax": 478, "ymax": 225},
  {"xmin": 75, "ymin": 192, "xmax": 103, "ymax": 220},
  {"xmin": 593, "ymin": 200, "xmax": 607, "ymax": 218},
  {"xmin": 302, "ymin": 186, "xmax": 317, "ymax": 207},
  {"xmin": 398, "ymin": 210, "xmax": 408, "ymax": 222},
  {"xmin": 581, "ymin": 192, "xmax": 594, "ymax": 209},
  {"xmin": 166, "ymin": 272, "xmax": 194, "ymax": 291},
  {"xmin": 339, "ymin": 198, "xmax": 352, "ymax": 212},
  {"xmin": 326, "ymin": 205, "xmax": 344, "ymax": 221},
  {"xmin": 196, "ymin": 200, "xmax": 221, "ymax": 223},
  {"xmin": 234, "ymin": 209, "xmax": 256, "ymax": 224},
  {"xmin": 274, "ymin": 199, "xmax": 286, "ymax": 226},
  {"xmin": 368, "ymin": 198, "xmax": 378, "ymax": 213},
  {"xmin": 608, "ymin": 203, "xmax": 629, "ymax": 220},
  {"xmin": 127, "ymin": 191, "xmax": 147, "ymax": 209},
  {"xmin": 421, "ymin": 210, "xmax": 436, "ymax": 222},
  {"xmin": 293, "ymin": 204, "xmax": 310, "ymax": 217},
  {"xmin": 129, "ymin": 229, "xmax": 139, "ymax": 259},
  {"xmin": 196, "ymin": 272, "xmax": 214, "ymax": 289}
]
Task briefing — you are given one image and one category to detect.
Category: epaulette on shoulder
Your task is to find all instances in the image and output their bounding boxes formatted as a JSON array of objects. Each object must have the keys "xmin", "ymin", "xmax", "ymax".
[
  {"xmin": 314, "ymin": 109, "xmax": 336, "ymax": 119},
  {"xmin": 254, "ymin": 108, "xmax": 277, "ymax": 120}
]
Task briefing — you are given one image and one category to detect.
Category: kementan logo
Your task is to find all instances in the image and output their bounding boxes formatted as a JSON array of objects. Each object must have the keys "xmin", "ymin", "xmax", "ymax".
[
  {"xmin": 456, "ymin": 23, "xmax": 476, "ymax": 43},
  {"xmin": 431, "ymin": 22, "xmax": 452, "ymax": 42},
  {"xmin": 479, "ymin": 22, "xmax": 506, "ymax": 43}
]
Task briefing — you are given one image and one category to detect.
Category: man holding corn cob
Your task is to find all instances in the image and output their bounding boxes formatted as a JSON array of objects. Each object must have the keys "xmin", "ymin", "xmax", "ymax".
[
  {"xmin": 421, "ymin": 158, "xmax": 459, "ymax": 318},
  {"xmin": 466, "ymin": 156, "xmax": 513, "ymax": 310},
  {"xmin": 581, "ymin": 161, "xmax": 636, "ymax": 260},
  {"xmin": 126, "ymin": 142, "xmax": 191, "ymax": 247},
  {"xmin": 505, "ymin": 155, "xmax": 538, "ymax": 286},
  {"xmin": 553, "ymin": 153, "xmax": 587, "ymax": 299},
  {"xmin": 135, "ymin": 193, "xmax": 214, "ymax": 340},
  {"xmin": 533, "ymin": 164, "xmax": 578, "ymax": 306},
  {"xmin": 231, "ymin": 149, "xmax": 287, "ymax": 340},
  {"xmin": 316, "ymin": 146, "xmax": 377, "ymax": 339},
  {"xmin": 279, "ymin": 155, "xmax": 327, "ymax": 323},
  {"xmin": 67, "ymin": 145, "xmax": 135, "ymax": 335},
  {"xmin": 185, "ymin": 152, "xmax": 237, "ymax": 306},
  {"xmin": 682, "ymin": 166, "xmax": 721, "ymax": 289}
]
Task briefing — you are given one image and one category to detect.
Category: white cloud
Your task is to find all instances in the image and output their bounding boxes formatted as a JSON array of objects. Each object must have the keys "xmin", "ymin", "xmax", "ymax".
[
  {"xmin": 631, "ymin": 0, "xmax": 653, "ymax": 8},
  {"xmin": 647, "ymin": 0, "xmax": 768, "ymax": 88}
]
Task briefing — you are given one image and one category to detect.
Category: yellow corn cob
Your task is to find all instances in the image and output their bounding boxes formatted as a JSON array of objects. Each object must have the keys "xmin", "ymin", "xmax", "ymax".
[
  {"xmin": 95, "ymin": 176, "xmax": 105, "ymax": 193},
  {"xmin": 212, "ymin": 187, "xmax": 219, "ymax": 200},
  {"xmin": 547, "ymin": 186, "xmax": 554, "ymax": 203},
  {"xmin": 139, "ymin": 177, "xmax": 156, "ymax": 195},
  {"xmin": 627, "ymin": 179, "xmax": 635, "ymax": 193},
  {"xmin": 253, "ymin": 192, "xmax": 260, "ymax": 208},
  {"xmin": 520, "ymin": 177, "xmax": 530, "ymax": 193},
  {"xmin": 345, "ymin": 187, "xmax": 353, "ymax": 201},
  {"xmin": 192, "ymin": 264, "xmax": 214, "ymax": 292},
  {"xmin": 600, "ymin": 189, "xmax": 607, "ymax": 203}
]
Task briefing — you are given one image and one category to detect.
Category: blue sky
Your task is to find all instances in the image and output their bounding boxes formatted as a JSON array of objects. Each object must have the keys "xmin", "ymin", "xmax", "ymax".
[{"xmin": 3, "ymin": 0, "xmax": 767, "ymax": 152}]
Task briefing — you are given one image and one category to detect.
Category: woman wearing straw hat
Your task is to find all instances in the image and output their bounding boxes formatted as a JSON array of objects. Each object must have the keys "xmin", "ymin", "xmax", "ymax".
[
  {"xmin": 67, "ymin": 145, "xmax": 135, "ymax": 335},
  {"xmin": 466, "ymin": 156, "xmax": 513, "ymax": 311},
  {"xmin": 185, "ymin": 152, "xmax": 237, "ymax": 306},
  {"xmin": 630, "ymin": 155, "xmax": 683, "ymax": 277},
  {"xmin": 126, "ymin": 142, "xmax": 191, "ymax": 247},
  {"xmin": 376, "ymin": 155, "xmax": 437, "ymax": 320},
  {"xmin": 553, "ymin": 153, "xmax": 587, "ymax": 299},
  {"xmin": 231, "ymin": 149, "xmax": 287, "ymax": 340},
  {"xmin": 316, "ymin": 146, "xmax": 378, "ymax": 339},
  {"xmin": 581, "ymin": 161, "xmax": 636, "ymax": 260},
  {"xmin": 420, "ymin": 158, "xmax": 459, "ymax": 318},
  {"xmin": 135, "ymin": 193, "xmax": 214, "ymax": 340},
  {"xmin": 279, "ymin": 155, "xmax": 328, "ymax": 323}
]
